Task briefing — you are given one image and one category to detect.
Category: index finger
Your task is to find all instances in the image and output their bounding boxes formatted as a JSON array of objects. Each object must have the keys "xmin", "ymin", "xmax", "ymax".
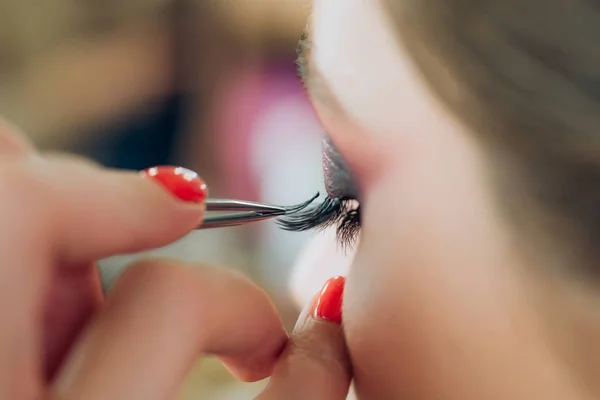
[{"xmin": 0, "ymin": 159, "xmax": 207, "ymax": 264}]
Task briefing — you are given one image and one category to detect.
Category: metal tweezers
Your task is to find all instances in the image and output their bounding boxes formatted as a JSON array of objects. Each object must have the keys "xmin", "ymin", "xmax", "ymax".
[{"xmin": 197, "ymin": 193, "xmax": 319, "ymax": 230}]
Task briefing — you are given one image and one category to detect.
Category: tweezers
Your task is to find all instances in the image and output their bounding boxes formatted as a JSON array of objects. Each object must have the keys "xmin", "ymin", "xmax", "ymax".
[{"xmin": 196, "ymin": 193, "xmax": 319, "ymax": 229}]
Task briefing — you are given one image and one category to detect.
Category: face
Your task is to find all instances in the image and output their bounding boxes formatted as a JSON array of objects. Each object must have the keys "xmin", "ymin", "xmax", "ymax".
[{"xmin": 293, "ymin": 0, "xmax": 600, "ymax": 399}]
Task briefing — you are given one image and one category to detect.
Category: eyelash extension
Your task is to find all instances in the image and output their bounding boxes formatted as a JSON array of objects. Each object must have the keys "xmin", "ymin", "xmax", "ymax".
[{"xmin": 277, "ymin": 196, "xmax": 361, "ymax": 247}]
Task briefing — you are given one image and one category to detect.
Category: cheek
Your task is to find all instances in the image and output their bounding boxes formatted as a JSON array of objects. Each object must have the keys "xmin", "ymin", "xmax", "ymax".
[{"xmin": 342, "ymin": 172, "xmax": 572, "ymax": 399}]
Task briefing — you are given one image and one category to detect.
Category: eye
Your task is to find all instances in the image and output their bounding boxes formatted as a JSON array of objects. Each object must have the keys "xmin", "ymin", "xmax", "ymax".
[
  {"xmin": 277, "ymin": 135, "xmax": 362, "ymax": 247},
  {"xmin": 277, "ymin": 195, "xmax": 361, "ymax": 248}
]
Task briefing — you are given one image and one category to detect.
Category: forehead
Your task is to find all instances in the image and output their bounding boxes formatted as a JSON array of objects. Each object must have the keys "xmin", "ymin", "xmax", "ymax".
[{"xmin": 310, "ymin": 0, "xmax": 436, "ymax": 135}]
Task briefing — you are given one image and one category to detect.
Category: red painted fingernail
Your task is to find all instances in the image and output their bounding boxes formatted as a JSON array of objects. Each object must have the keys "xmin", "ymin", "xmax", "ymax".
[
  {"xmin": 313, "ymin": 276, "xmax": 346, "ymax": 324},
  {"xmin": 141, "ymin": 166, "xmax": 208, "ymax": 203}
]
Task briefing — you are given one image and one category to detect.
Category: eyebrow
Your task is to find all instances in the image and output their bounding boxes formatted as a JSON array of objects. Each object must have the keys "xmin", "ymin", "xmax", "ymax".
[{"xmin": 296, "ymin": 27, "xmax": 348, "ymax": 116}]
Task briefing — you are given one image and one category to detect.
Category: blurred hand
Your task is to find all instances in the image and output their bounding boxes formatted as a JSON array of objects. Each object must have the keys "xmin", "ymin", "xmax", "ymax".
[
  {"xmin": 256, "ymin": 276, "xmax": 353, "ymax": 400},
  {"xmin": 0, "ymin": 119, "xmax": 288, "ymax": 399},
  {"xmin": 0, "ymin": 118, "xmax": 355, "ymax": 399}
]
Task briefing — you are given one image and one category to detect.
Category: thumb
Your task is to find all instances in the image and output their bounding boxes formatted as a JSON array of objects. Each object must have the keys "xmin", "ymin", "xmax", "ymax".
[{"xmin": 255, "ymin": 276, "xmax": 352, "ymax": 400}]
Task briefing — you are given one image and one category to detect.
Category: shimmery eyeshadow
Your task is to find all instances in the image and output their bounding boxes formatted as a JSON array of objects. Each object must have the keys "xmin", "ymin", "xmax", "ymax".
[{"xmin": 322, "ymin": 136, "xmax": 360, "ymax": 200}]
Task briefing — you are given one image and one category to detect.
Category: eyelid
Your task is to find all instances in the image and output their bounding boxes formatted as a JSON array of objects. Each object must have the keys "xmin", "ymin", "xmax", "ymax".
[{"xmin": 323, "ymin": 136, "xmax": 361, "ymax": 200}]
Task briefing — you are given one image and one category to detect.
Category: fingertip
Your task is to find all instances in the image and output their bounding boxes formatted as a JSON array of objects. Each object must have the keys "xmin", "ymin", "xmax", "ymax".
[
  {"xmin": 136, "ymin": 166, "xmax": 209, "ymax": 237},
  {"xmin": 106, "ymin": 169, "xmax": 207, "ymax": 251},
  {"xmin": 141, "ymin": 166, "xmax": 209, "ymax": 204},
  {"xmin": 311, "ymin": 276, "xmax": 346, "ymax": 325},
  {"xmin": 49, "ymin": 164, "xmax": 208, "ymax": 262}
]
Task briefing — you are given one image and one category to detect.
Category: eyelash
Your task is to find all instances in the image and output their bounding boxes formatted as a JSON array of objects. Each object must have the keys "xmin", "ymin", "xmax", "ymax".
[{"xmin": 277, "ymin": 196, "xmax": 361, "ymax": 247}]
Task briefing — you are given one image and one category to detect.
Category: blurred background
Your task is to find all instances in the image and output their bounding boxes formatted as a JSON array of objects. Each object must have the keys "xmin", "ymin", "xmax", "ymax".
[{"xmin": 0, "ymin": 1, "xmax": 325, "ymax": 398}]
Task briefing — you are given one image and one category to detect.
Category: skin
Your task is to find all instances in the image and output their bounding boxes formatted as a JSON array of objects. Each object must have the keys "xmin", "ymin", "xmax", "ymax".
[
  {"xmin": 0, "ymin": 117, "xmax": 350, "ymax": 399},
  {"xmin": 291, "ymin": 0, "xmax": 600, "ymax": 399}
]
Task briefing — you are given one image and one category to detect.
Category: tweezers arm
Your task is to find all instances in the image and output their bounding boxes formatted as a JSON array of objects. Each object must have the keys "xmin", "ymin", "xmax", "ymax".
[
  {"xmin": 197, "ymin": 212, "xmax": 281, "ymax": 229},
  {"xmin": 205, "ymin": 199, "xmax": 285, "ymax": 213},
  {"xmin": 199, "ymin": 193, "xmax": 319, "ymax": 229}
]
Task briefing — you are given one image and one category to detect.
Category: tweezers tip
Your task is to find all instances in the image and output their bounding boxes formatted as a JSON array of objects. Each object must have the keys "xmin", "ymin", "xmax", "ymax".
[{"xmin": 283, "ymin": 192, "xmax": 320, "ymax": 214}]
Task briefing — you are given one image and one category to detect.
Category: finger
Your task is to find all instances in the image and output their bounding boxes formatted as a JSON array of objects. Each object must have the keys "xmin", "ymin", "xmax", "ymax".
[
  {"xmin": 42, "ymin": 262, "xmax": 104, "ymax": 381},
  {"xmin": 256, "ymin": 276, "xmax": 352, "ymax": 400},
  {"xmin": 0, "ymin": 118, "xmax": 34, "ymax": 155},
  {"xmin": 0, "ymin": 160, "xmax": 206, "ymax": 393},
  {"xmin": 0, "ymin": 159, "xmax": 207, "ymax": 264},
  {"xmin": 52, "ymin": 259, "xmax": 288, "ymax": 400}
]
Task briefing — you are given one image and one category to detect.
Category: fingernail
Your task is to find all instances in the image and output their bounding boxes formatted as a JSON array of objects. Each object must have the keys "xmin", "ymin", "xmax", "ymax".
[
  {"xmin": 141, "ymin": 166, "xmax": 208, "ymax": 203},
  {"xmin": 312, "ymin": 276, "xmax": 346, "ymax": 324}
]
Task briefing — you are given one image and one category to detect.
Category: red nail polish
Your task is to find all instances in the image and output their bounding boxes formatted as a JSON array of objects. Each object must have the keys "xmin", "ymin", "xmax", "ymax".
[
  {"xmin": 313, "ymin": 276, "xmax": 345, "ymax": 324},
  {"xmin": 142, "ymin": 166, "xmax": 208, "ymax": 203}
]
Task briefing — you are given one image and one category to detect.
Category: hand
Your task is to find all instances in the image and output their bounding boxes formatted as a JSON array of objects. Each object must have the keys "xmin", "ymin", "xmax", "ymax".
[
  {"xmin": 255, "ymin": 276, "xmax": 353, "ymax": 400},
  {"xmin": 0, "ymin": 120, "xmax": 287, "ymax": 399},
  {"xmin": 0, "ymin": 119, "xmax": 354, "ymax": 399}
]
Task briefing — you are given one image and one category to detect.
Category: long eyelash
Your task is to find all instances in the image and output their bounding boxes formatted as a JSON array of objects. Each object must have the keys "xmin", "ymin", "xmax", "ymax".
[{"xmin": 277, "ymin": 196, "xmax": 361, "ymax": 248}]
